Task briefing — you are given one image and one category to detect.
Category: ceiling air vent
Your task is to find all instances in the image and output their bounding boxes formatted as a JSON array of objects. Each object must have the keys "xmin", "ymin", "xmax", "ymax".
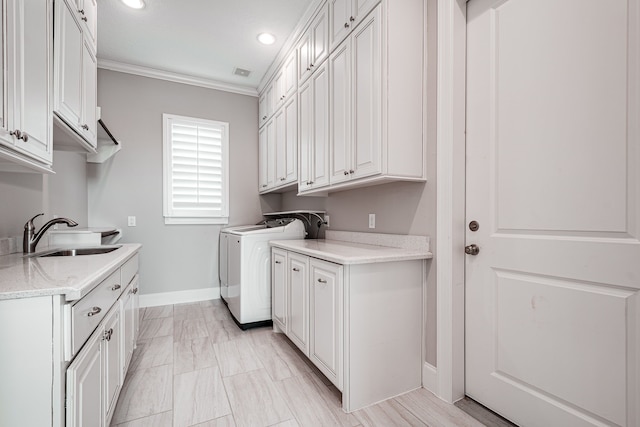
[{"xmin": 233, "ymin": 68, "xmax": 251, "ymax": 77}]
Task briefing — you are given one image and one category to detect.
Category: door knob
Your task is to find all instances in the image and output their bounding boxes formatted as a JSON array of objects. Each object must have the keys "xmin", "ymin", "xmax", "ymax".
[{"xmin": 465, "ymin": 244, "xmax": 480, "ymax": 255}]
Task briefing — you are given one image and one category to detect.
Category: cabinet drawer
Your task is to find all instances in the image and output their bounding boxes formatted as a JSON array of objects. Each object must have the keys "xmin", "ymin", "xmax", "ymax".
[
  {"xmin": 121, "ymin": 254, "xmax": 138, "ymax": 287},
  {"xmin": 68, "ymin": 269, "xmax": 121, "ymax": 358}
]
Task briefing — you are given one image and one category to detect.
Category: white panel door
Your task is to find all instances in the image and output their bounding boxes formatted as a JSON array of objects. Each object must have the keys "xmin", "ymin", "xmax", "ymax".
[
  {"xmin": 288, "ymin": 253, "xmax": 309, "ymax": 354},
  {"xmin": 329, "ymin": 0, "xmax": 352, "ymax": 52},
  {"xmin": 351, "ymin": 5, "xmax": 381, "ymax": 180},
  {"xmin": 311, "ymin": 61, "xmax": 330, "ymax": 189},
  {"xmin": 81, "ymin": 41, "xmax": 97, "ymax": 147},
  {"xmin": 298, "ymin": 80, "xmax": 312, "ymax": 190},
  {"xmin": 275, "ymin": 107, "xmax": 287, "ymax": 185},
  {"xmin": 330, "ymin": 38, "xmax": 352, "ymax": 184},
  {"xmin": 54, "ymin": 0, "xmax": 83, "ymax": 131},
  {"xmin": 311, "ymin": 4, "xmax": 329, "ymax": 70},
  {"xmin": 66, "ymin": 331, "xmax": 102, "ymax": 427},
  {"xmin": 103, "ymin": 307, "xmax": 121, "ymax": 425},
  {"xmin": 465, "ymin": 1, "xmax": 640, "ymax": 426},
  {"xmin": 309, "ymin": 259, "xmax": 342, "ymax": 388},
  {"xmin": 272, "ymin": 249, "xmax": 287, "ymax": 330},
  {"xmin": 258, "ymin": 126, "xmax": 269, "ymax": 191},
  {"xmin": 283, "ymin": 95, "xmax": 298, "ymax": 184}
]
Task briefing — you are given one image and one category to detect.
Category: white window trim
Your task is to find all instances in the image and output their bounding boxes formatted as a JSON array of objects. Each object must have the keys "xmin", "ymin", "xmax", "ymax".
[{"xmin": 162, "ymin": 113, "xmax": 230, "ymax": 225}]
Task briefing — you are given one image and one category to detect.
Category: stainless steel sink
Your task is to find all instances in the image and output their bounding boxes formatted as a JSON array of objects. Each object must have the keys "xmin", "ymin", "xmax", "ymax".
[{"xmin": 37, "ymin": 246, "xmax": 122, "ymax": 257}]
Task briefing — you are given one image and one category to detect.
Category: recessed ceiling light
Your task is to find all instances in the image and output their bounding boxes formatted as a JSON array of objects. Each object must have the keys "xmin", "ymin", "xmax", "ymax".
[
  {"xmin": 257, "ymin": 33, "xmax": 276, "ymax": 45},
  {"xmin": 121, "ymin": 0, "xmax": 145, "ymax": 9}
]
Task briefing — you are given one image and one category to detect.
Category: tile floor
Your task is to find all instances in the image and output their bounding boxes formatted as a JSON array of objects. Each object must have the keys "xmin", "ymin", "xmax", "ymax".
[{"xmin": 110, "ymin": 300, "xmax": 511, "ymax": 427}]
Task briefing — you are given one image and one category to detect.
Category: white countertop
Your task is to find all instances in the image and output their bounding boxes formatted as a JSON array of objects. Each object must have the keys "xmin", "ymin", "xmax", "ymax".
[
  {"xmin": 0, "ymin": 243, "xmax": 141, "ymax": 301},
  {"xmin": 269, "ymin": 239, "xmax": 433, "ymax": 265}
]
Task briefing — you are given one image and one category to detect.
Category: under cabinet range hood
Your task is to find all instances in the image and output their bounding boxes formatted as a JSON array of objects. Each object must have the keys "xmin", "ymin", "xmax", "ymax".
[{"xmin": 87, "ymin": 117, "xmax": 122, "ymax": 163}]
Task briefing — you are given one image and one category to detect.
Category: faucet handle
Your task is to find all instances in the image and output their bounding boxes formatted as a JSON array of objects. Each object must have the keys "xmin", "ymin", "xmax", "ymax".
[{"xmin": 25, "ymin": 213, "xmax": 44, "ymax": 230}]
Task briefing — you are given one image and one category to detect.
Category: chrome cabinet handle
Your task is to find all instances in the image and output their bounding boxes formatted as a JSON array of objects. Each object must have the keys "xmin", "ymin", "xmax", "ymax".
[
  {"xmin": 87, "ymin": 306, "xmax": 102, "ymax": 317},
  {"xmin": 104, "ymin": 328, "xmax": 113, "ymax": 341},
  {"xmin": 275, "ymin": 260, "xmax": 282, "ymax": 264},
  {"xmin": 78, "ymin": 8, "xmax": 85, "ymax": 15},
  {"xmin": 111, "ymin": 284, "xmax": 121, "ymax": 291},
  {"xmin": 82, "ymin": 124, "xmax": 89, "ymax": 130},
  {"xmin": 349, "ymin": 170, "xmax": 354, "ymax": 174},
  {"xmin": 261, "ymin": 184, "xmax": 268, "ymax": 188},
  {"xmin": 280, "ymin": 177, "xmax": 286, "ymax": 181},
  {"xmin": 344, "ymin": 171, "xmax": 349, "ymax": 175},
  {"xmin": 344, "ymin": 22, "xmax": 350, "ymax": 28},
  {"xmin": 21, "ymin": 132, "xmax": 28, "ymax": 142},
  {"xmin": 307, "ymin": 67, "xmax": 311, "ymax": 71},
  {"xmin": 292, "ymin": 268, "xmax": 300, "ymax": 272},
  {"xmin": 350, "ymin": 16, "xmax": 355, "ymax": 22},
  {"xmin": 132, "ymin": 288, "xmax": 139, "ymax": 294},
  {"xmin": 81, "ymin": 16, "xmax": 87, "ymax": 22},
  {"xmin": 262, "ymin": 115, "xmax": 267, "ymax": 120},
  {"xmin": 10, "ymin": 129, "xmax": 22, "ymax": 139},
  {"xmin": 317, "ymin": 278, "xmax": 327, "ymax": 283}
]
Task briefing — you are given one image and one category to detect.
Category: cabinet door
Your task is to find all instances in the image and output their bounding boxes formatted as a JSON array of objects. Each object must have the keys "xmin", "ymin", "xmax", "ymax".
[
  {"xmin": 103, "ymin": 307, "xmax": 121, "ymax": 426},
  {"xmin": 258, "ymin": 94, "xmax": 267, "ymax": 127},
  {"xmin": 265, "ymin": 82, "xmax": 276, "ymax": 120},
  {"xmin": 258, "ymin": 121, "xmax": 276, "ymax": 192},
  {"xmin": 329, "ymin": 0, "xmax": 352, "ymax": 52},
  {"xmin": 273, "ymin": 70, "xmax": 285, "ymax": 110},
  {"xmin": 311, "ymin": 4, "xmax": 329, "ymax": 70},
  {"xmin": 283, "ymin": 50, "xmax": 298, "ymax": 101},
  {"xmin": 280, "ymin": 96, "xmax": 298, "ymax": 185},
  {"xmin": 351, "ymin": 6, "xmax": 381, "ymax": 180},
  {"xmin": 272, "ymin": 249, "xmax": 287, "ymax": 331},
  {"xmin": 258, "ymin": 126, "xmax": 269, "ymax": 191},
  {"xmin": 53, "ymin": 0, "xmax": 83, "ymax": 132},
  {"xmin": 297, "ymin": 31, "xmax": 312, "ymax": 84},
  {"xmin": 329, "ymin": 39, "xmax": 352, "ymax": 184},
  {"xmin": 311, "ymin": 62, "xmax": 330, "ymax": 188},
  {"xmin": 81, "ymin": 41, "xmax": 97, "ymax": 148},
  {"xmin": 77, "ymin": 0, "xmax": 97, "ymax": 50},
  {"xmin": 274, "ymin": 107, "xmax": 286, "ymax": 185},
  {"xmin": 7, "ymin": 0, "xmax": 52, "ymax": 163},
  {"xmin": 288, "ymin": 253, "xmax": 309, "ymax": 354},
  {"xmin": 298, "ymin": 80, "xmax": 312, "ymax": 190},
  {"xmin": 309, "ymin": 259, "xmax": 343, "ymax": 388},
  {"xmin": 66, "ymin": 331, "xmax": 102, "ymax": 427},
  {"xmin": 121, "ymin": 283, "xmax": 135, "ymax": 378}
]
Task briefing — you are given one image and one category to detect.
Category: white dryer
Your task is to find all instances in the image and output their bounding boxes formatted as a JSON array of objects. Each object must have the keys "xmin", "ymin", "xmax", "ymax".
[{"xmin": 219, "ymin": 218, "xmax": 305, "ymax": 329}]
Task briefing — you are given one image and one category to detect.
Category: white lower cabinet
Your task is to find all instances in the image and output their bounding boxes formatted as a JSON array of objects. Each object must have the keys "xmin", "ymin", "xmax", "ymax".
[
  {"xmin": 288, "ymin": 252, "xmax": 310, "ymax": 354},
  {"xmin": 309, "ymin": 258, "xmax": 343, "ymax": 388},
  {"xmin": 66, "ymin": 330, "xmax": 103, "ymax": 427},
  {"xmin": 272, "ymin": 249, "xmax": 288, "ymax": 330},
  {"xmin": 102, "ymin": 306, "xmax": 121, "ymax": 426},
  {"xmin": 66, "ymin": 253, "xmax": 140, "ymax": 427},
  {"xmin": 271, "ymin": 246, "xmax": 422, "ymax": 412}
]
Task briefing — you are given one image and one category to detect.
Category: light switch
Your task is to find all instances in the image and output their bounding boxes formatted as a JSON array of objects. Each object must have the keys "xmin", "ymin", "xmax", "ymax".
[
  {"xmin": 369, "ymin": 213, "xmax": 376, "ymax": 229},
  {"xmin": 128, "ymin": 216, "xmax": 136, "ymax": 227}
]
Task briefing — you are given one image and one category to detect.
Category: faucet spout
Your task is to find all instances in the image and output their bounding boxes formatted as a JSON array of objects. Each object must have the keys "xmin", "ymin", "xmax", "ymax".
[{"xmin": 23, "ymin": 213, "xmax": 79, "ymax": 254}]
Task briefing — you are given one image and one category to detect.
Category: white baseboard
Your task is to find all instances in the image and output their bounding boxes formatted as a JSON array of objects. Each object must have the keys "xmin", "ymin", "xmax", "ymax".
[
  {"xmin": 422, "ymin": 362, "xmax": 438, "ymax": 394},
  {"xmin": 139, "ymin": 287, "xmax": 220, "ymax": 308}
]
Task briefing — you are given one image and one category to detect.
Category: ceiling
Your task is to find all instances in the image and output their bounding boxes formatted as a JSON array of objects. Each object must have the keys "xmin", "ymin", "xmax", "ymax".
[{"xmin": 97, "ymin": 0, "xmax": 316, "ymax": 93}]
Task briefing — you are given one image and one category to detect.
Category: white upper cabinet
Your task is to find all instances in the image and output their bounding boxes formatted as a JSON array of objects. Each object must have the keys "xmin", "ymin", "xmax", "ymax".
[
  {"xmin": 258, "ymin": 93, "xmax": 267, "ymax": 128},
  {"xmin": 0, "ymin": 0, "xmax": 53, "ymax": 172},
  {"xmin": 329, "ymin": 0, "xmax": 378, "ymax": 51},
  {"xmin": 76, "ymin": 0, "xmax": 97, "ymax": 51},
  {"xmin": 298, "ymin": 61, "xmax": 330, "ymax": 193},
  {"xmin": 298, "ymin": 3, "xmax": 329, "ymax": 85},
  {"xmin": 330, "ymin": 7, "xmax": 381, "ymax": 183},
  {"xmin": 259, "ymin": 95, "xmax": 298, "ymax": 194},
  {"xmin": 54, "ymin": 0, "xmax": 97, "ymax": 151}
]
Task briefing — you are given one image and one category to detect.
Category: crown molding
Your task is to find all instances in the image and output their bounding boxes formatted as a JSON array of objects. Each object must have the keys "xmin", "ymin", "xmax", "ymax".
[{"xmin": 97, "ymin": 59, "xmax": 259, "ymax": 97}]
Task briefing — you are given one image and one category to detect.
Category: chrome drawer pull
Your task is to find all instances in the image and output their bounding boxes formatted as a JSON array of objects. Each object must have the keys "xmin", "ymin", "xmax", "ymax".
[
  {"xmin": 275, "ymin": 260, "xmax": 282, "ymax": 264},
  {"xmin": 104, "ymin": 328, "xmax": 113, "ymax": 341},
  {"xmin": 111, "ymin": 284, "xmax": 121, "ymax": 291},
  {"xmin": 87, "ymin": 306, "xmax": 102, "ymax": 317},
  {"xmin": 317, "ymin": 278, "xmax": 327, "ymax": 283},
  {"xmin": 133, "ymin": 288, "xmax": 139, "ymax": 294},
  {"xmin": 292, "ymin": 268, "xmax": 300, "ymax": 272}
]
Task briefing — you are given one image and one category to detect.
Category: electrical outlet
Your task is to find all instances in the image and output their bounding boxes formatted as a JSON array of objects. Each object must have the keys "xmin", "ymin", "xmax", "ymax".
[
  {"xmin": 324, "ymin": 214, "xmax": 330, "ymax": 227},
  {"xmin": 128, "ymin": 216, "xmax": 136, "ymax": 227},
  {"xmin": 368, "ymin": 213, "xmax": 376, "ymax": 229}
]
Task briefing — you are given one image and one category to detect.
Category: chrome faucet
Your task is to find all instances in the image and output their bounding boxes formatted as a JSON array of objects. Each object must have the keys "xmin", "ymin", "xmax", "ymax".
[{"xmin": 23, "ymin": 213, "xmax": 78, "ymax": 254}]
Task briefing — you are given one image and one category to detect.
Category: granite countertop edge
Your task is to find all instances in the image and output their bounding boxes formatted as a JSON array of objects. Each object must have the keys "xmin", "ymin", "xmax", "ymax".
[{"xmin": 0, "ymin": 243, "xmax": 142, "ymax": 301}]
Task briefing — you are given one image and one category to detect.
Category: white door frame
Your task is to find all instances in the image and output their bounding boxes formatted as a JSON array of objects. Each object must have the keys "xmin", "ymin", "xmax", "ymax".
[{"xmin": 434, "ymin": 0, "xmax": 467, "ymax": 403}]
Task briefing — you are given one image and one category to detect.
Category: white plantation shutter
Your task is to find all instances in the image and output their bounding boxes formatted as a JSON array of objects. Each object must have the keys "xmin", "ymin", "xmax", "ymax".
[{"xmin": 163, "ymin": 114, "xmax": 229, "ymax": 224}]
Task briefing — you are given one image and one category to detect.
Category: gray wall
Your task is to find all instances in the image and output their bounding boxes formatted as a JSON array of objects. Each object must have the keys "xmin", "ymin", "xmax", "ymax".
[
  {"xmin": 0, "ymin": 151, "xmax": 88, "ymax": 240},
  {"xmin": 90, "ymin": 69, "xmax": 277, "ymax": 296}
]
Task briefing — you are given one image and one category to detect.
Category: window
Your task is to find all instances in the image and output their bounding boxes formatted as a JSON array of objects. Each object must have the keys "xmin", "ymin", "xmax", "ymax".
[{"xmin": 163, "ymin": 114, "xmax": 229, "ymax": 225}]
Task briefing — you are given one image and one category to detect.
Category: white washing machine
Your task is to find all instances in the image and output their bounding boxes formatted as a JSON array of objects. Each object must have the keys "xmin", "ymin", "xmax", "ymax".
[{"xmin": 219, "ymin": 218, "xmax": 306, "ymax": 329}]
